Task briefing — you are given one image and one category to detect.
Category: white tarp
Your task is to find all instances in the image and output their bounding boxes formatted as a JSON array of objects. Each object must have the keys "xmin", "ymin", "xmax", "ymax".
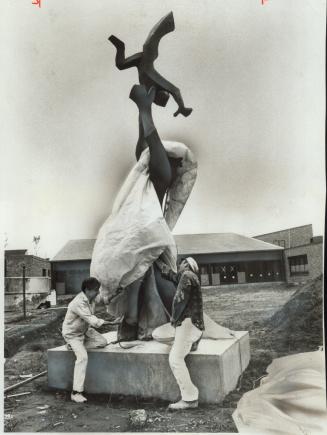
[
  {"xmin": 90, "ymin": 140, "xmax": 197, "ymax": 304},
  {"xmin": 152, "ymin": 313, "xmax": 236, "ymax": 342},
  {"xmin": 233, "ymin": 350, "xmax": 327, "ymax": 434}
]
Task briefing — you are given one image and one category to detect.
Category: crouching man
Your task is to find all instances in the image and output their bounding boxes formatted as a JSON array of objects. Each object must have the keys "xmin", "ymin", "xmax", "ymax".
[
  {"xmin": 162, "ymin": 257, "xmax": 204, "ymax": 411},
  {"xmin": 62, "ymin": 277, "xmax": 109, "ymax": 403}
]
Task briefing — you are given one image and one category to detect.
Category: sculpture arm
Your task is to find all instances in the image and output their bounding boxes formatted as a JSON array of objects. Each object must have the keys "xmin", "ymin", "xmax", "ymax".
[
  {"xmin": 147, "ymin": 68, "xmax": 193, "ymax": 117},
  {"xmin": 108, "ymin": 35, "xmax": 142, "ymax": 70}
]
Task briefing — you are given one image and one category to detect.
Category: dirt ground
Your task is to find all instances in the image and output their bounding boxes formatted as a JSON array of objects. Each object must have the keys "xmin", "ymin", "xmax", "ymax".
[{"xmin": 3, "ymin": 279, "xmax": 323, "ymax": 432}]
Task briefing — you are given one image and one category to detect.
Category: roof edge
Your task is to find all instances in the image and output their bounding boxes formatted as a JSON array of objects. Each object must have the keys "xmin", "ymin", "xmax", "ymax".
[
  {"xmin": 253, "ymin": 224, "xmax": 312, "ymax": 238},
  {"xmin": 51, "ymin": 258, "xmax": 92, "ymax": 263},
  {"xmin": 177, "ymin": 248, "xmax": 284, "ymax": 255}
]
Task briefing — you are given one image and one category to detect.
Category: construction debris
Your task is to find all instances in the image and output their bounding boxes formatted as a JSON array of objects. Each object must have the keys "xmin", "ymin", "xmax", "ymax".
[
  {"xmin": 5, "ymin": 391, "xmax": 31, "ymax": 399},
  {"xmin": 128, "ymin": 409, "xmax": 147, "ymax": 427},
  {"xmin": 4, "ymin": 370, "xmax": 47, "ymax": 393},
  {"xmin": 38, "ymin": 410, "xmax": 47, "ymax": 415},
  {"xmin": 53, "ymin": 422, "xmax": 64, "ymax": 427},
  {"xmin": 37, "ymin": 405, "xmax": 50, "ymax": 410}
]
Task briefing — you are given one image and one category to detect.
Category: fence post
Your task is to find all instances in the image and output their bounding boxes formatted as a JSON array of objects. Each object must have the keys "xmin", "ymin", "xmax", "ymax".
[{"xmin": 22, "ymin": 264, "xmax": 26, "ymax": 319}]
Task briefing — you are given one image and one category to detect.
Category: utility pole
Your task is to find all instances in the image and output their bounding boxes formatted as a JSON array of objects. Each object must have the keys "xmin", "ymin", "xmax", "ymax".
[
  {"xmin": 32, "ymin": 235, "xmax": 40, "ymax": 256},
  {"xmin": 22, "ymin": 264, "xmax": 26, "ymax": 319}
]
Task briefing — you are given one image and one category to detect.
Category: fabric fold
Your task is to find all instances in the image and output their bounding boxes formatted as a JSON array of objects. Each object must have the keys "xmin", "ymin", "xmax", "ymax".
[
  {"xmin": 90, "ymin": 140, "xmax": 197, "ymax": 306},
  {"xmin": 232, "ymin": 350, "xmax": 327, "ymax": 434}
]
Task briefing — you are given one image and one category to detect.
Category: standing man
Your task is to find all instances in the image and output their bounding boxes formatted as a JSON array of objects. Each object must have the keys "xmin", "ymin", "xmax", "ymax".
[
  {"xmin": 161, "ymin": 257, "xmax": 204, "ymax": 410},
  {"xmin": 62, "ymin": 277, "xmax": 109, "ymax": 403}
]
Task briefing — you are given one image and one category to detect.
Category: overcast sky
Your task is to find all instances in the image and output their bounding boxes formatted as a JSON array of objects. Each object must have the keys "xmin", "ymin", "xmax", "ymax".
[{"xmin": 0, "ymin": 0, "xmax": 325, "ymax": 259}]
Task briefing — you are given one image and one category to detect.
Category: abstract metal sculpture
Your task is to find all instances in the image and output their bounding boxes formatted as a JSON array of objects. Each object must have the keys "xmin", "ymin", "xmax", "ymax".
[{"xmin": 109, "ymin": 11, "xmax": 193, "ymax": 160}]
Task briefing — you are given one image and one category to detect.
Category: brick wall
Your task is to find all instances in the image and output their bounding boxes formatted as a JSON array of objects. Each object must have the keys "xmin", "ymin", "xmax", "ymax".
[
  {"xmin": 5, "ymin": 250, "xmax": 51, "ymax": 277},
  {"xmin": 254, "ymin": 225, "xmax": 313, "ymax": 249},
  {"xmin": 5, "ymin": 250, "xmax": 26, "ymax": 276},
  {"xmin": 26, "ymin": 255, "xmax": 51, "ymax": 277},
  {"xmin": 284, "ymin": 242, "xmax": 323, "ymax": 283}
]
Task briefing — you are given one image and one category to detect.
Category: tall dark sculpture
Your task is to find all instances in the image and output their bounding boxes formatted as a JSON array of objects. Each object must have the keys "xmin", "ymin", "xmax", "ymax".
[
  {"xmin": 91, "ymin": 12, "xmax": 234, "ymax": 345},
  {"xmin": 91, "ymin": 12, "xmax": 197, "ymax": 342},
  {"xmin": 109, "ymin": 11, "xmax": 193, "ymax": 161}
]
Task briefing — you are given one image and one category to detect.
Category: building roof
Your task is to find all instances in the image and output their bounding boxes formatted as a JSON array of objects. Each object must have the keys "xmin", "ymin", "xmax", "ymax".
[
  {"xmin": 5, "ymin": 250, "xmax": 50, "ymax": 261},
  {"xmin": 52, "ymin": 233, "xmax": 282, "ymax": 262},
  {"xmin": 51, "ymin": 239, "xmax": 96, "ymax": 262},
  {"xmin": 174, "ymin": 233, "xmax": 283, "ymax": 255},
  {"xmin": 5, "ymin": 249, "xmax": 28, "ymax": 255}
]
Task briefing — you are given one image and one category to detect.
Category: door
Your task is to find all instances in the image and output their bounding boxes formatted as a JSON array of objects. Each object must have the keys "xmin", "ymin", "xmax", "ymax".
[
  {"xmin": 199, "ymin": 264, "xmax": 210, "ymax": 286},
  {"xmin": 219, "ymin": 264, "xmax": 238, "ymax": 284}
]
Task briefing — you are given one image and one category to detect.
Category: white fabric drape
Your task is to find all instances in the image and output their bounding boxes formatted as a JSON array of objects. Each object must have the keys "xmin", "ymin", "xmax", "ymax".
[
  {"xmin": 152, "ymin": 313, "xmax": 236, "ymax": 343},
  {"xmin": 90, "ymin": 141, "xmax": 197, "ymax": 304},
  {"xmin": 233, "ymin": 350, "xmax": 327, "ymax": 434}
]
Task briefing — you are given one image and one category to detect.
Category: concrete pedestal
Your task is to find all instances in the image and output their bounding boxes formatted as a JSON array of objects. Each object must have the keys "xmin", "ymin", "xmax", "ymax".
[{"xmin": 48, "ymin": 331, "xmax": 250, "ymax": 403}]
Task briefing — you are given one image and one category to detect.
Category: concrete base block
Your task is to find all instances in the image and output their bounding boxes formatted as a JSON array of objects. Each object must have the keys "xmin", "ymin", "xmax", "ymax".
[{"xmin": 48, "ymin": 331, "xmax": 250, "ymax": 403}]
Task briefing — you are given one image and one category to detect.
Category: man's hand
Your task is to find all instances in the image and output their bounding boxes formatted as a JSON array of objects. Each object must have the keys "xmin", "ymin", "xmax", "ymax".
[
  {"xmin": 103, "ymin": 316, "xmax": 124, "ymax": 325},
  {"xmin": 161, "ymin": 264, "xmax": 170, "ymax": 275}
]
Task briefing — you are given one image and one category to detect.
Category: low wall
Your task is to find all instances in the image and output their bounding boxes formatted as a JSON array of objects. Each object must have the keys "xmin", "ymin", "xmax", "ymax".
[{"xmin": 5, "ymin": 277, "xmax": 51, "ymax": 311}]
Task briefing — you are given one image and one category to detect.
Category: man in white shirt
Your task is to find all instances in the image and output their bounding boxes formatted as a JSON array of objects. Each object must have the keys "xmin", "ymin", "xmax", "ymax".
[{"xmin": 62, "ymin": 277, "xmax": 110, "ymax": 403}]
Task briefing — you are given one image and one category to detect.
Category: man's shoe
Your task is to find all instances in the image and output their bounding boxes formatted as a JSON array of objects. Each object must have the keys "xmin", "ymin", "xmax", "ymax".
[
  {"xmin": 71, "ymin": 392, "xmax": 87, "ymax": 403},
  {"xmin": 168, "ymin": 399, "xmax": 198, "ymax": 410}
]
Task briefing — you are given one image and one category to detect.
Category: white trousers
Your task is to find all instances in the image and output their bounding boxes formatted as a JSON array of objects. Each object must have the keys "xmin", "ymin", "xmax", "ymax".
[
  {"xmin": 66, "ymin": 328, "xmax": 107, "ymax": 392},
  {"xmin": 169, "ymin": 318, "xmax": 202, "ymax": 402}
]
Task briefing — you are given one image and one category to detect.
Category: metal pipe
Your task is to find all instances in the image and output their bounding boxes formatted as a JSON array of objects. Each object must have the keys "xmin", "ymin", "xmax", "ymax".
[
  {"xmin": 4, "ymin": 370, "xmax": 47, "ymax": 394},
  {"xmin": 22, "ymin": 265, "xmax": 26, "ymax": 319}
]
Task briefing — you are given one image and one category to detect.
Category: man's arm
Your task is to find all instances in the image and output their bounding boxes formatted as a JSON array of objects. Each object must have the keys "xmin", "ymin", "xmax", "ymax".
[
  {"xmin": 72, "ymin": 301, "xmax": 105, "ymax": 329},
  {"xmin": 160, "ymin": 265, "xmax": 179, "ymax": 285},
  {"xmin": 171, "ymin": 274, "xmax": 193, "ymax": 324}
]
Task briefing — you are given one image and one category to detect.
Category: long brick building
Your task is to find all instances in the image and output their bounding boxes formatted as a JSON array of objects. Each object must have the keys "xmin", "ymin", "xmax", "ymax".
[
  {"xmin": 254, "ymin": 224, "xmax": 323, "ymax": 284},
  {"xmin": 51, "ymin": 224, "xmax": 322, "ymax": 295}
]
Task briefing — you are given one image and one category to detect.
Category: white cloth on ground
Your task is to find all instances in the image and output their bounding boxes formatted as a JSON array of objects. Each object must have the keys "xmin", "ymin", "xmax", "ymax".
[
  {"xmin": 168, "ymin": 318, "xmax": 203, "ymax": 402},
  {"xmin": 90, "ymin": 141, "xmax": 197, "ymax": 309},
  {"xmin": 152, "ymin": 312, "xmax": 235, "ymax": 343},
  {"xmin": 232, "ymin": 350, "xmax": 327, "ymax": 434},
  {"xmin": 62, "ymin": 292, "xmax": 104, "ymax": 341}
]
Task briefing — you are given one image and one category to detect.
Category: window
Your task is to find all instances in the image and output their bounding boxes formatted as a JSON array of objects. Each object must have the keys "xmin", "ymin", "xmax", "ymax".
[
  {"xmin": 199, "ymin": 264, "xmax": 210, "ymax": 286},
  {"xmin": 288, "ymin": 255, "xmax": 309, "ymax": 276},
  {"xmin": 42, "ymin": 268, "xmax": 47, "ymax": 276},
  {"xmin": 273, "ymin": 239, "xmax": 286, "ymax": 248}
]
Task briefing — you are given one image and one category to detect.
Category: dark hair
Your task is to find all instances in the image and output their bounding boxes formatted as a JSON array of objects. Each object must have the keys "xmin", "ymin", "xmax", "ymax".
[{"xmin": 81, "ymin": 277, "xmax": 100, "ymax": 293}]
